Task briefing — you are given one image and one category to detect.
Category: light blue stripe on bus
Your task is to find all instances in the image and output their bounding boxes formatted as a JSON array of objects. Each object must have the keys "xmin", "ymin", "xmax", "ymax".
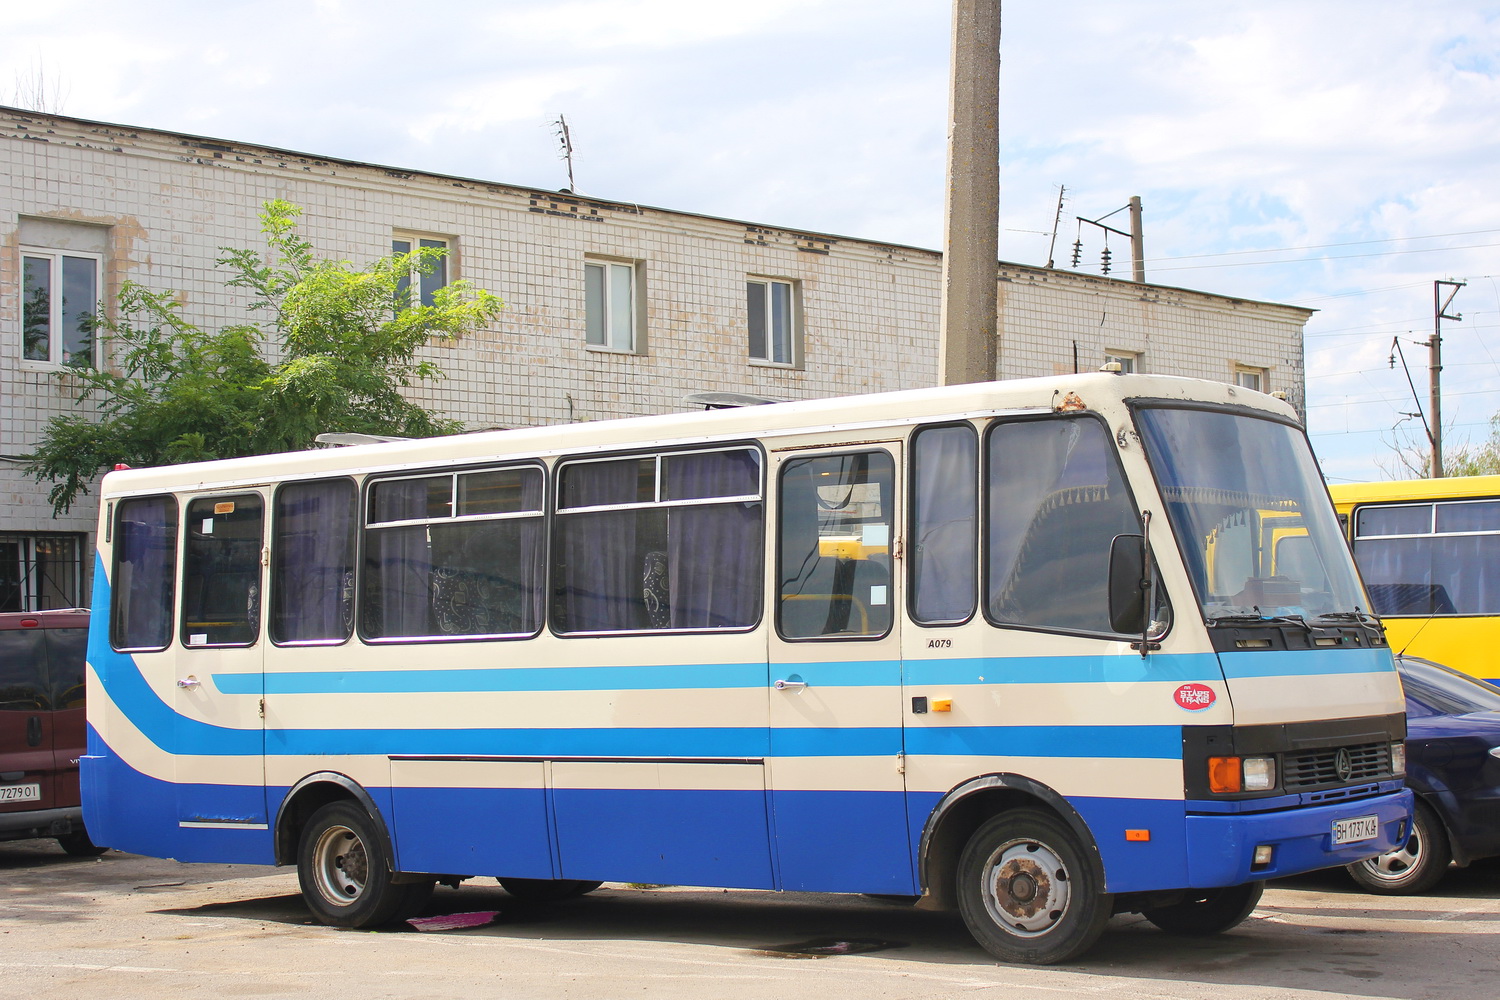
[
  {"xmin": 1218, "ymin": 647, "xmax": 1395, "ymax": 679},
  {"xmin": 222, "ymin": 662, "xmax": 770, "ymax": 695},
  {"xmin": 227, "ymin": 654, "xmax": 1221, "ymax": 697}
]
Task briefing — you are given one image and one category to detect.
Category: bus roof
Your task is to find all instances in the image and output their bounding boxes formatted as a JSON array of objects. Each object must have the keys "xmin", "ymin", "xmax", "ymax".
[
  {"xmin": 1328, "ymin": 475, "xmax": 1500, "ymax": 507},
  {"xmin": 99, "ymin": 372, "xmax": 1298, "ymax": 497}
]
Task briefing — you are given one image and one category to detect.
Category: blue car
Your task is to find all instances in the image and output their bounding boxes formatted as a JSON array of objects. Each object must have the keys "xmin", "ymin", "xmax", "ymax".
[{"xmin": 1346, "ymin": 655, "xmax": 1500, "ymax": 893}]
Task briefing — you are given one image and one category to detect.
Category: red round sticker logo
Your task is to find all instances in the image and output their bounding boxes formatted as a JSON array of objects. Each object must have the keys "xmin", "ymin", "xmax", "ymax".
[{"xmin": 1173, "ymin": 683, "xmax": 1217, "ymax": 711}]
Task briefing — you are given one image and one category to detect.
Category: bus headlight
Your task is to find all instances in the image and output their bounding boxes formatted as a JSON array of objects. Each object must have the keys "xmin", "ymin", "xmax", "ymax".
[
  {"xmin": 1391, "ymin": 742, "xmax": 1407, "ymax": 777},
  {"xmin": 1242, "ymin": 756, "xmax": 1276, "ymax": 791},
  {"xmin": 1208, "ymin": 756, "xmax": 1277, "ymax": 793}
]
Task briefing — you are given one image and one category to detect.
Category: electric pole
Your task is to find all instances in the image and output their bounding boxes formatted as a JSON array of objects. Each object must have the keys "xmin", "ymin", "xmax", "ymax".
[
  {"xmin": 938, "ymin": 0, "xmax": 1001, "ymax": 386},
  {"xmin": 1430, "ymin": 280, "xmax": 1464, "ymax": 478}
]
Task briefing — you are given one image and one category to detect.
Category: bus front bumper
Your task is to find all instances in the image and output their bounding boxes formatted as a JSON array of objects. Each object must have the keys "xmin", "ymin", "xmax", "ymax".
[{"xmin": 1185, "ymin": 787, "xmax": 1413, "ymax": 886}]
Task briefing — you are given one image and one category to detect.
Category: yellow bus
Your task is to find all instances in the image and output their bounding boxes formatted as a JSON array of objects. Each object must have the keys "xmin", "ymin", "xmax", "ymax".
[{"xmin": 1329, "ymin": 475, "xmax": 1500, "ymax": 683}]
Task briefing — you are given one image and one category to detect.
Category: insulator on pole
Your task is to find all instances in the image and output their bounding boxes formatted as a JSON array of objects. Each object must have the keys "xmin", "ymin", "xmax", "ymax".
[{"xmin": 1070, "ymin": 240, "xmax": 1083, "ymax": 268}]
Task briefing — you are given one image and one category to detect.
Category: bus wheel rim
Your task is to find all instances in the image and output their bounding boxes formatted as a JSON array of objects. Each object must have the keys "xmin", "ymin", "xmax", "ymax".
[
  {"xmin": 313, "ymin": 825, "xmax": 368, "ymax": 905},
  {"xmin": 982, "ymin": 838, "xmax": 1072, "ymax": 936}
]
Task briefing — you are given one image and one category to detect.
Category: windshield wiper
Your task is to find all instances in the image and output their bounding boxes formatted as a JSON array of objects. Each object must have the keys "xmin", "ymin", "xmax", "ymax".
[
  {"xmin": 1313, "ymin": 610, "xmax": 1383, "ymax": 628},
  {"xmin": 1204, "ymin": 612, "xmax": 1313, "ymax": 632}
]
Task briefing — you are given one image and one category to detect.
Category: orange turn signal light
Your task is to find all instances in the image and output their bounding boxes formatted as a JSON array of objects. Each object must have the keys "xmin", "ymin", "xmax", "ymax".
[
  {"xmin": 1207, "ymin": 756, "xmax": 1243, "ymax": 794},
  {"xmin": 1125, "ymin": 829, "xmax": 1151, "ymax": 842}
]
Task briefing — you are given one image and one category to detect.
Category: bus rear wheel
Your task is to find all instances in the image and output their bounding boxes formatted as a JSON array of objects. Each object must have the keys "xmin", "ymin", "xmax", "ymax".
[
  {"xmin": 956, "ymin": 809, "xmax": 1112, "ymax": 965},
  {"xmin": 1141, "ymin": 881, "xmax": 1263, "ymax": 935},
  {"xmin": 297, "ymin": 801, "xmax": 433, "ymax": 928}
]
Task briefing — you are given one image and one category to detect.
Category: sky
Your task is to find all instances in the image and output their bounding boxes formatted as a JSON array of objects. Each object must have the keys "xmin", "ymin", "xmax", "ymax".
[{"xmin": 5, "ymin": 0, "xmax": 1499, "ymax": 483}]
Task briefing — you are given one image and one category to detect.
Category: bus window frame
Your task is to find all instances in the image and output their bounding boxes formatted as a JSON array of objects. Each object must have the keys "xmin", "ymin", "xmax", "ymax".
[
  {"xmin": 979, "ymin": 410, "xmax": 1159, "ymax": 643},
  {"xmin": 1348, "ymin": 494, "xmax": 1500, "ymax": 619},
  {"xmin": 357, "ymin": 460, "xmax": 551, "ymax": 645},
  {"xmin": 270, "ymin": 476, "xmax": 360, "ymax": 648},
  {"xmin": 775, "ymin": 446, "xmax": 898, "ymax": 643},
  {"xmin": 548, "ymin": 442, "xmax": 767, "ymax": 639},
  {"xmin": 907, "ymin": 421, "xmax": 980, "ymax": 629},
  {"xmin": 109, "ymin": 493, "xmax": 181, "ymax": 654}
]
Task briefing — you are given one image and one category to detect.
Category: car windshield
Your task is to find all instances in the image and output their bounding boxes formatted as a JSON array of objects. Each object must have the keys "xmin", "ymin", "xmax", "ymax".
[
  {"xmin": 1399, "ymin": 656, "xmax": 1500, "ymax": 717},
  {"xmin": 1135, "ymin": 406, "xmax": 1367, "ymax": 622}
]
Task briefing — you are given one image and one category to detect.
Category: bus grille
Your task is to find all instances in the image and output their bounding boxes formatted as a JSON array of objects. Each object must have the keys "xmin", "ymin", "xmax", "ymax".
[{"xmin": 1282, "ymin": 742, "xmax": 1391, "ymax": 789}]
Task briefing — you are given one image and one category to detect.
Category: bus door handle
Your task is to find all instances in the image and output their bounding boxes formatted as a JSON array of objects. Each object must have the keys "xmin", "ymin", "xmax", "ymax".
[
  {"xmin": 177, "ymin": 676, "xmax": 201, "ymax": 690},
  {"xmin": 774, "ymin": 679, "xmax": 807, "ymax": 692}
]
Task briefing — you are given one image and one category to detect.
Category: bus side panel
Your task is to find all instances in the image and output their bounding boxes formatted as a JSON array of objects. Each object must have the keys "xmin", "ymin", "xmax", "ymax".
[
  {"xmin": 771, "ymin": 788, "xmax": 917, "ymax": 893},
  {"xmin": 81, "ymin": 728, "xmax": 275, "ymax": 864},
  {"xmin": 552, "ymin": 763, "xmax": 775, "ymax": 889},
  {"xmin": 389, "ymin": 760, "xmax": 553, "ymax": 878}
]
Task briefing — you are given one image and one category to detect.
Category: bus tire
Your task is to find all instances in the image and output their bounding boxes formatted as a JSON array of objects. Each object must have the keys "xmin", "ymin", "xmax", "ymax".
[
  {"xmin": 1345, "ymin": 799, "xmax": 1450, "ymax": 895},
  {"xmin": 1141, "ymin": 881, "xmax": 1263, "ymax": 935},
  {"xmin": 955, "ymin": 809, "xmax": 1112, "ymax": 965},
  {"xmin": 297, "ymin": 801, "xmax": 433, "ymax": 928},
  {"xmin": 498, "ymin": 878, "xmax": 603, "ymax": 901}
]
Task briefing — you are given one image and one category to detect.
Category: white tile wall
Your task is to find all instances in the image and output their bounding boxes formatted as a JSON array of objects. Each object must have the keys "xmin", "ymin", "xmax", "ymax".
[{"xmin": 1, "ymin": 108, "xmax": 1309, "ymax": 550}]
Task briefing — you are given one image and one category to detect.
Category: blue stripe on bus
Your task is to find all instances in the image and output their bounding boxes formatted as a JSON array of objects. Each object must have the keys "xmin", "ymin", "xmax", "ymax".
[
  {"xmin": 1218, "ymin": 647, "xmax": 1395, "ymax": 679},
  {"xmin": 224, "ymin": 662, "xmax": 771, "ymax": 695}
]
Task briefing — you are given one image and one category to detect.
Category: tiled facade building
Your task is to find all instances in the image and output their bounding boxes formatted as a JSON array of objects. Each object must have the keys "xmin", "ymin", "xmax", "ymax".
[{"xmin": 0, "ymin": 106, "xmax": 1312, "ymax": 611}]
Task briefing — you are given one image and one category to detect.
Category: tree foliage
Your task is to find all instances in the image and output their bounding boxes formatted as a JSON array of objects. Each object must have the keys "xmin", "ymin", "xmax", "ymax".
[
  {"xmin": 28, "ymin": 200, "xmax": 503, "ymax": 513},
  {"xmin": 1380, "ymin": 416, "xmax": 1500, "ymax": 479}
]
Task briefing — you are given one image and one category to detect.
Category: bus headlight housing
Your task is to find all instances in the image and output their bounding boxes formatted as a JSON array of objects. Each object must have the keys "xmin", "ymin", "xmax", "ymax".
[
  {"xmin": 1391, "ymin": 742, "xmax": 1406, "ymax": 777},
  {"xmin": 1208, "ymin": 755, "xmax": 1277, "ymax": 793}
]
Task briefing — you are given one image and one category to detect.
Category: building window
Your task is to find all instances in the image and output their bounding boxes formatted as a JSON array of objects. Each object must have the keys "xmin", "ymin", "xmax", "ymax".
[
  {"xmin": 1234, "ymin": 366, "xmax": 1267, "ymax": 392},
  {"xmin": 0, "ymin": 533, "xmax": 86, "ymax": 612},
  {"xmin": 585, "ymin": 259, "xmax": 638, "ymax": 352},
  {"xmin": 21, "ymin": 248, "xmax": 101, "ymax": 368},
  {"xmin": 747, "ymin": 277, "xmax": 797, "ymax": 365},
  {"xmin": 1104, "ymin": 351, "xmax": 1138, "ymax": 373},
  {"xmin": 392, "ymin": 233, "xmax": 450, "ymax": 308}
]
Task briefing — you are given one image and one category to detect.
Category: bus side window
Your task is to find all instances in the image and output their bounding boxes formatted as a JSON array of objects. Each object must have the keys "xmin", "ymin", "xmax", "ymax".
[
  {"xmin": 910, "ymin": 424, "xmax": 977, "ymax": 625},
  {"xmin": 985, "ymin": 417, "xmax": 1146, "ymax": 635},
  {"xmin": 553, "ymin": 449, "xmax": 763, "ymax": 634},
  {"xmin": 182, "ymin": 494, "xmax": 264, "ymax": 647},
  {"xmin": 273, "ymin": 479, "xmax": 357, "ymax": 644},
  {"xmin": 111, "ymin": 495, "xmax": 178, "ymax": 651},
  {"xmin": 778, "ymin": 451, "xmax": 894, "ymax": 639}
]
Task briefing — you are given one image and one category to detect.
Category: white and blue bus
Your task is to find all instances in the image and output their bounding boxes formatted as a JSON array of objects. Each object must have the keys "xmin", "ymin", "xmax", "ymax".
[{"xmin": 84, "ymin": 372, "xmax": 1411, "ymax": 964}]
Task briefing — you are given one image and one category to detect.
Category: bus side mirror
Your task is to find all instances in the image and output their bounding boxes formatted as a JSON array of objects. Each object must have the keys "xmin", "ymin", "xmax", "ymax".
[{"xmin": 1109, "ymin": 533, "xmax": 1147, "ymax": 634}]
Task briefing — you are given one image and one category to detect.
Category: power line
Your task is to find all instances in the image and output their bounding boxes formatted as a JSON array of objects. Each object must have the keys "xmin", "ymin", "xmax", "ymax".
[
  {"xmin": 1144, "ymin": 228, "xmax": 1500, "ymax": 265},
  {"xmin": 1152, "ymin": 240, "xmax": 1500, "ymax": 273}
]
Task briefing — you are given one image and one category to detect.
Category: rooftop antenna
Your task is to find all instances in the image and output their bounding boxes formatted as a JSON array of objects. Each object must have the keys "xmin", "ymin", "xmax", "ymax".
[{"xmin": 551, "ymin": 113, "xmax": 576, "ymax": 193}]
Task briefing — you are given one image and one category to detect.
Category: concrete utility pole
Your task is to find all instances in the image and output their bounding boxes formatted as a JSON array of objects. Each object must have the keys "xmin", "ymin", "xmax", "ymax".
[
  {"xmin": 938, "ymin": 0, "xmax": 1001, "ymax": 386},
  {"xmin": 1430, "ymin": 279, "xmax": 1465, "ymax": 478},
  {"xmin": 1129, "ymin": 195, "xmax": 1145, "ymax": 283}
]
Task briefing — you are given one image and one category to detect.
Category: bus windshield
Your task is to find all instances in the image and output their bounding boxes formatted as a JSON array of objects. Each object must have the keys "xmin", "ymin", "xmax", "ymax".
[{"xmin": 1135, "ymin": 406, "xmax": 1366, "ymax": 622}]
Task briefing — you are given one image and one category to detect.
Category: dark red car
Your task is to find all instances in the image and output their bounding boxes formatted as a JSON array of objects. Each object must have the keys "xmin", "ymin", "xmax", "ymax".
[{"xmin": 0, "ymin": 609, "xmax": 106, "ymax": 854}]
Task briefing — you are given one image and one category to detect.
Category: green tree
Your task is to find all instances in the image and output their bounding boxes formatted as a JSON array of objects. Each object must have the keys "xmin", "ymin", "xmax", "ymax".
[
  {"xmin": 28, "ymin": 199, "xmax": 503, "ymax": 513},
  {"xmin": 1381, "ymin": 416, "xmax": 1500, "ymax": 479}
]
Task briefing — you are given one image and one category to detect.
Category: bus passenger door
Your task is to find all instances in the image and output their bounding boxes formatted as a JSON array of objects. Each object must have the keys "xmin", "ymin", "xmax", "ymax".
[
  {"xmin": 172, "ymin": 492, "xmax": 269, "ymax": 844},
  {"xmin": 768, "ymin": 445, "xmax": 915, "ymax": 894}
]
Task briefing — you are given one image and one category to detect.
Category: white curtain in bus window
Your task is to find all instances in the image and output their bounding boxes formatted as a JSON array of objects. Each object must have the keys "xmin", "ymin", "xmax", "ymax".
[
  {"xmin": 553, "ymin": 449, "xmax": 762, "ymax": 632},
  {"xmin": 182, "ymin": 495, "xmax": 264, "ymax": 647},
  {"xmin": 1354, "ymin": 500, "xmax": 1500, "ymax": 615},
  {"xmin": 778, "ymin": 451, "xmax": 894, "ymax": 639},
  {"xmin": 272, "ymin": 479, "xmax": 357, "ymax": 643},
  {"xmin": 363, "ymin": 467, "xmax": 545, "ymax": 640},
  {"xmin": 111, "ymin": 496, "xmax": 178, "ymax": 651},
  {"xmin": 910, "ymin": 425, "xmax": 978, "ymax": 624},
  {"xmin": 985, "ymin": 418, "xmax": 1138, "ymax": 634}
]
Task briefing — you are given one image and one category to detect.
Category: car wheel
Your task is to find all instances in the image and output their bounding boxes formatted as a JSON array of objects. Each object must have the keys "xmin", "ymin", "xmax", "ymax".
[
  {"xmin": 1345, "ymin": 800, "xmax": 1451, "ymax": 895},
  {"xmin": 57, "ymin": 824, "xmax": 108, "ymax": 857},
  {"xmin": 497, "ymin": 878, "xmax": 603, "ymax": 901},
  {"xmin": 955, "ymin": 809, "xmax": 1112, "ymax": 965},
  {"xmin": 297, "ymin": 801, "xmax": 434, "ymax": 927},
  {"xmin": 1141, "ymin": 881, "xmax": 1264, "ymax": 935}
]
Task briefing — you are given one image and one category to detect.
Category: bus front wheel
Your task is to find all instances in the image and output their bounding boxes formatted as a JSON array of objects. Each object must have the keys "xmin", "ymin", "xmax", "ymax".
[
  {"xmin": 297, "ymin": 801, "xmax": 433, "ymax": 928},
  {"xmin": 956, "ymin": 809, "xmax": 1112, "ymax": 965}
]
